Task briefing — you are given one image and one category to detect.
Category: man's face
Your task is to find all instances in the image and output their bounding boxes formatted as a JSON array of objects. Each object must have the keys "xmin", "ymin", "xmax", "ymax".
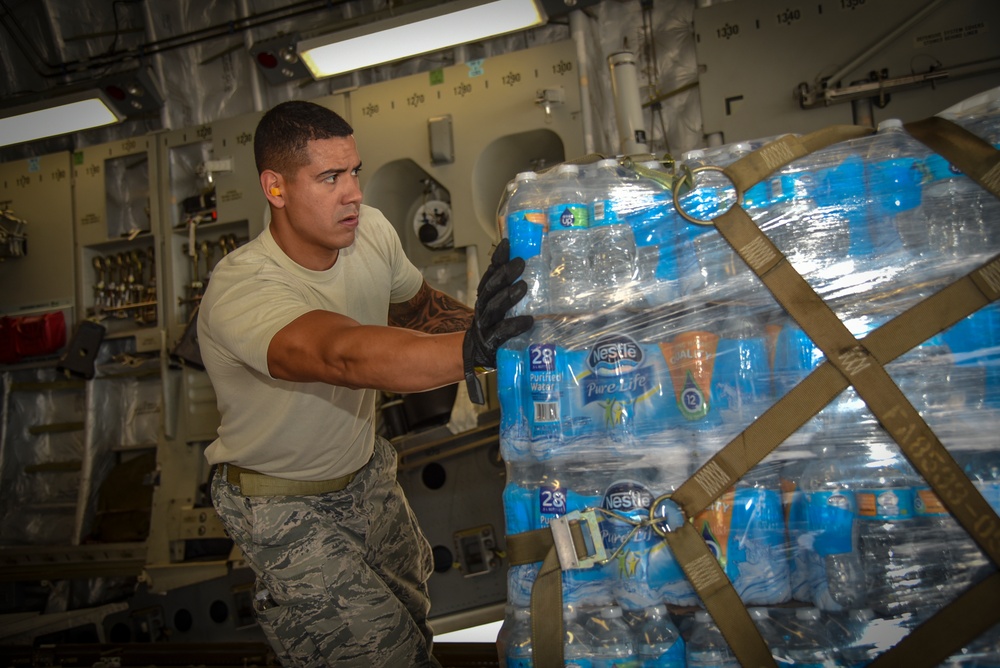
[{"xmin": 282, "ymin": 135, "xmax": 363, "ymax": 260}]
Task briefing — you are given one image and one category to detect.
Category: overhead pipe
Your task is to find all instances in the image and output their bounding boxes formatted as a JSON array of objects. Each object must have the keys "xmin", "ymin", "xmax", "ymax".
[
  {"xmin": 236, "ymin": 0, "xmax": 266, "ymax": 113},
  {"xmin": 608, "ymin": 51, "xmax": 650, "ymax": 156},
  {"xmin": 569, "ymin": 9, "xmax": 596, "ymax": 155},
  {"xmin": 140, "ymin": 1, "xmax": 172, "ymax": 129}
]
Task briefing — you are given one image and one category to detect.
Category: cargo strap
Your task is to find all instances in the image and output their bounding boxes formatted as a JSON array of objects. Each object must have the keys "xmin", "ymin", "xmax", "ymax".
[
  {"xmin": 905, "ymin": 116, "xmax": 1000, "ymax": 199},
  {"xmin": 868, "ymin": 571, "xmax": 1000, "ymax": 668},
  {"xmin": 680, "ymin": 118, "xmax": 1000, "ymax": 667},
  {"xmin": 507, "ymin": 119, "xmax": 1000, "ymax": 668}
]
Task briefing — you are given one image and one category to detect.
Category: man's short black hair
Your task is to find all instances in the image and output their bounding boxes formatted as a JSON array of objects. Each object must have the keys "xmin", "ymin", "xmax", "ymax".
[{"xmin": 254, "ymin": 100, "xmax": 354, "ymax": 177}]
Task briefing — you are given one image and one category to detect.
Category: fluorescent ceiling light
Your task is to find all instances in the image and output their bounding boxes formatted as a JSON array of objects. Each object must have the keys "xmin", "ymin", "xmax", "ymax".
[
  {"xmin": 299, "ymin": 0, "xmax": 547, "ymax": 79},
  {"xmin": 0, "ymin": 91, "xmax": 123, "ymax": 148}
]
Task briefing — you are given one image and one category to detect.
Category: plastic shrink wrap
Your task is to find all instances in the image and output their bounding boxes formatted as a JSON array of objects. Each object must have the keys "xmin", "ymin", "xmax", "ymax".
[{"xmin": 496, "ymin": 92, "xmax": 1000, "ymax": 667}]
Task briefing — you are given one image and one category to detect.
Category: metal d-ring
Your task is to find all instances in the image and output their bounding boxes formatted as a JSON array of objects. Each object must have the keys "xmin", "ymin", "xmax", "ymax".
[
  {"xmin": 649, "ymin": 492, "xmax": 687, "ymax": 539},
  {"xmin": 671, "ymin": 165, "xmax": 742, "ymax": 226}
]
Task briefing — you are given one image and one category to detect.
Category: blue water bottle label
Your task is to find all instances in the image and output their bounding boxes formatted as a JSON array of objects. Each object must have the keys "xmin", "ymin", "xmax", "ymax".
[
  {"xmin": 506, "ymin": 658, "xmax": 533, "ymax": 668},
  {"xmin": 539, "ymin": 482, "xmax": 567, "ymax": 526},
  {"xmin": 806, "ymin": 489, "xmax": 857, "ymax": 556},
  {"xmin": 549, "ymin": 203, "xmax": 589, "ymax": 229},
  {"xmin": 526, "ymin": 343, "xmax": 561, "ymax": 440},
  {"xmin": 508, "ymin": 208, "xmax": 546, "ymax": 260}
]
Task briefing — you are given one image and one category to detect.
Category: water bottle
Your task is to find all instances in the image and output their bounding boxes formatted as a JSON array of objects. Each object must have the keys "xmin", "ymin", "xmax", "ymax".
[
  {"xmin": 746, "ymin": 607, "xmax": 784, "ymax": 658},
  {"xmin": 912, "ymin": 464, "xmax": 969, "ymax": 608},
  {"xmin": 780, "ymin": 452, "xmax": 818, "ymax": 603},
  {"xmin": 731, "ymin": 460, "xmax": 792, "ymax": 605},
  {"xmin": 565, "ymin": 606, "xmax": 598, "ymax": 668},
  {"xmin": 524, "ymin": 319, "xmax": 565, "ymax": 451},
  {"xmin": 761, "ymin": 163, "xmax": 850, "ymax": 282},
  {"xmin": 957, "ymin": 449, "xmax": 1000, "ymax": 587},
  {"xmin": 585, "ymin": 604, "xmax": 639, "ymax": 668},
  {"xmin": 646, "ymin": 450, "xmax": 701, "ymax": 608},
  {"xmin": 498, "ymin": 336, "xmax": 530, "ymax": 461},
  {"xmin": 772, "ymin": 607, "xmax": 839, "ymax": 667},
  {"xmin": 503, "ymin": 461, "xmax": 561, "ymax": 607},
  {"xmin": 637, "ymin": 604, "xmax": 685, "ymax": 667},
  {"xmin": 854, "ymin": 428, "xmax": 922, "ymax": 617},
  {"xmin": 686, "ymin": 610, "xmax": 739, "ymax": 668},
  {"xmin": 864, "ymin": 119, "xmax": 920, "ymax": 256},
  {"xmin": 920, "ymin": 116, "xmax": 999, "ymax": 269},
  {"xmin": 712, "ymin": 303, "xmax": 772, "ymax": 435},
  {"xmin": 505, "ymin": 606, "xmax": 533, "ymax": 667},
  {"xmin": 545, "ymin": 163, "xmax": 592, "ymax": 313},
  {"xmin": 507, "ymin": 171, "xmax": 547, "ymax": 260},
  {"xmin": 632, "ymin": 159, "xmax": 683, "ymax": 308},
  {"xmin": 497, "ymin": 603, "xmax": 515, "ymax": 665},
  {"xmin": 675, "ymin": 149, "xmax": 757, "ymax": 305},
  {"xmin": 588, "ymin": 159, "xmax": 639, "ymax": 308},
  {"xmin": 801, "ymin": 433, "xmax": 866, "ymax": 611},
  {"xmin": 602, "ymin": 477, "xmax": 666, "ymax": 613},
  {"xmin": 506, "ymin": 171, "xmax": 551, "ymax": 317}
]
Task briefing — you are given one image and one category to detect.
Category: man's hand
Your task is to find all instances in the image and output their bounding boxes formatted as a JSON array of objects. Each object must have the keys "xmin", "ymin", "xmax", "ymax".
[{"xmin": 463, "ymin": 239, "xmax": 534, "ymax": 404}]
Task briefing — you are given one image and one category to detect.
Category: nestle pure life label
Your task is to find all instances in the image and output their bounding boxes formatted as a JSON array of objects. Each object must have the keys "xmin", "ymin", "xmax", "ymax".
[{"xmin": 558, "ymin": 333, "xmax": 677, "ymax": 442}]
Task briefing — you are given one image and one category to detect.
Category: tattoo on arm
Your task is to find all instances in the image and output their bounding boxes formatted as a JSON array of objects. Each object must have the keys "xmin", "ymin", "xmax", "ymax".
[{"xmin": 388, "ymin": 281, "xmax": 473, "ymax": 334}]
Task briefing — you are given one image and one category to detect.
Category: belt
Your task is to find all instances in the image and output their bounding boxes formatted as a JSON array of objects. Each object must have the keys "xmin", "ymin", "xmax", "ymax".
[{"xmin": 219, "ymin": 463, "xmax": 358, "ymax": 497}]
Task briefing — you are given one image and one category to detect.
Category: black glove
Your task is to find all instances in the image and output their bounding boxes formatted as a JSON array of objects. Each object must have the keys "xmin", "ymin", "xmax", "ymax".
[{"xmin": 463, "ymin": 238, "xmax": 534, "ymax": 404}]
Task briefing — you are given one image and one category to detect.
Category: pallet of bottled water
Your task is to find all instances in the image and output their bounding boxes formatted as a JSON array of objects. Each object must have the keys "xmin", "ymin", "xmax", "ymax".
[{"xmin": 497, "ymin": 96, "xmax": 1000, "ymax": 667}]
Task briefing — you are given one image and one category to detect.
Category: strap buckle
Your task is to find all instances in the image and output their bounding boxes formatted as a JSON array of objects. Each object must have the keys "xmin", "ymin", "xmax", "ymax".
[{"xmin": 549, "ymin": 509, "xmax": 607, "ymax": 570}]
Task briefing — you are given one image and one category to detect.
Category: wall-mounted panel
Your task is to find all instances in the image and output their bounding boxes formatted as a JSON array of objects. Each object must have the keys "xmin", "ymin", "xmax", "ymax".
[
  {"xmin": 694, "ymin": 0, "xmax": 1000, "ymax": 143},
  {"xmin": 73, "ymin": 136, "xmax": 161, "ymax": 350},
  {"xmin": 0, "ymin": 152, "xmax": 75, "ymax": 318}
]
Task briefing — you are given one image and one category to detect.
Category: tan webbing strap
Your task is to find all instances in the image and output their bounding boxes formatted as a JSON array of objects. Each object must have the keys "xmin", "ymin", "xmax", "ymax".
[
  {"xmin": 530, "ymin": 547, "xmax": 564, "ymax": 668},
  {"xmin": 505, "ymin": 522, "xmax": 592, "ymax": 567},
  {"xmin": 665, "ymin": 121, "xmax": 1000, "ymax": 668},
  {"xmin": 678, "ymin": 254, "xmax": 1000, "ymax": 514},
  {"xmin": 905, "ymin": 116, "xmax": 1000, "ymax": 199},
  {"xmin": 664, "ymin": 523, "xmax": 776, "ymax": 668},
  {"xmin": 714, "ymin": 203, "xmax": 1000, "ymax": 568},
  {"xmin": 724, "ymin": 125, "xmax": 874, "ymax": 195},
  {"xmin": 506, "ymin": 527, "xmax": 555, "ymax": 567},
  {"xmin": 642, "ymin": 126, "xmax": 875, "ymax": 668},
  {"xmin": 867, "ymin": 573, "xmax": 1000, "ymax": 668},
  {"xmin": 506, "ymin": 520, "xmax": 598, "ymax": 668}
]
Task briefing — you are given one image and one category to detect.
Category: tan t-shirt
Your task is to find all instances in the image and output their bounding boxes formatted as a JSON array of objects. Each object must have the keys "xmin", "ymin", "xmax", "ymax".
[{"xmin": 198, "ymin": 205, "xmax": 423, "ymax": 480}]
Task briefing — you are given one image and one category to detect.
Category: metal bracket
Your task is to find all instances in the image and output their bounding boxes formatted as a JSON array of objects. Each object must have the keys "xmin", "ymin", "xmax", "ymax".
[{"xmin": 550, "ymin": 509, "xmax": 606, "ymax": 570}]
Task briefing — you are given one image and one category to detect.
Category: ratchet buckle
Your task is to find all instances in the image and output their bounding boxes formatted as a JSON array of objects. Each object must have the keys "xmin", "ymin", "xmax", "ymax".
[{"xmin": 549, "ymin": 509, "xmax": 606, "ymax": 570}]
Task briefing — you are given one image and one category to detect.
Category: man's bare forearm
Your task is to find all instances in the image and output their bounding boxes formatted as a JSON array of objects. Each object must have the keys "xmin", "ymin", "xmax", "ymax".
[{"xmin": 388, "ymin": 281, "xmax": 473, "ymax": 334}]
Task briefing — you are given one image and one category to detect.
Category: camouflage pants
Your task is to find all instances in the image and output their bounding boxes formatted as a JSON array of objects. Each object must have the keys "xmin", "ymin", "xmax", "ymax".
[{"xmin": 212, "ymin": 437, "xmax": 441, "ymax": 667}]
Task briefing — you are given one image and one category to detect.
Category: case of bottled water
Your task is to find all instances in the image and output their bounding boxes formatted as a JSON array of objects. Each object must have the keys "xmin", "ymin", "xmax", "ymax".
[{"xmin": 497, "ymin": 89, "xmax": 1000, "ymax": 667}]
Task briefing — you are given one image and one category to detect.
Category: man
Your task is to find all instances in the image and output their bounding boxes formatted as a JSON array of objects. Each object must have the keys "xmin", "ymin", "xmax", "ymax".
[{"xmin": 198, "ymin": 100, "xmax": 531, "ymax": 666}]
